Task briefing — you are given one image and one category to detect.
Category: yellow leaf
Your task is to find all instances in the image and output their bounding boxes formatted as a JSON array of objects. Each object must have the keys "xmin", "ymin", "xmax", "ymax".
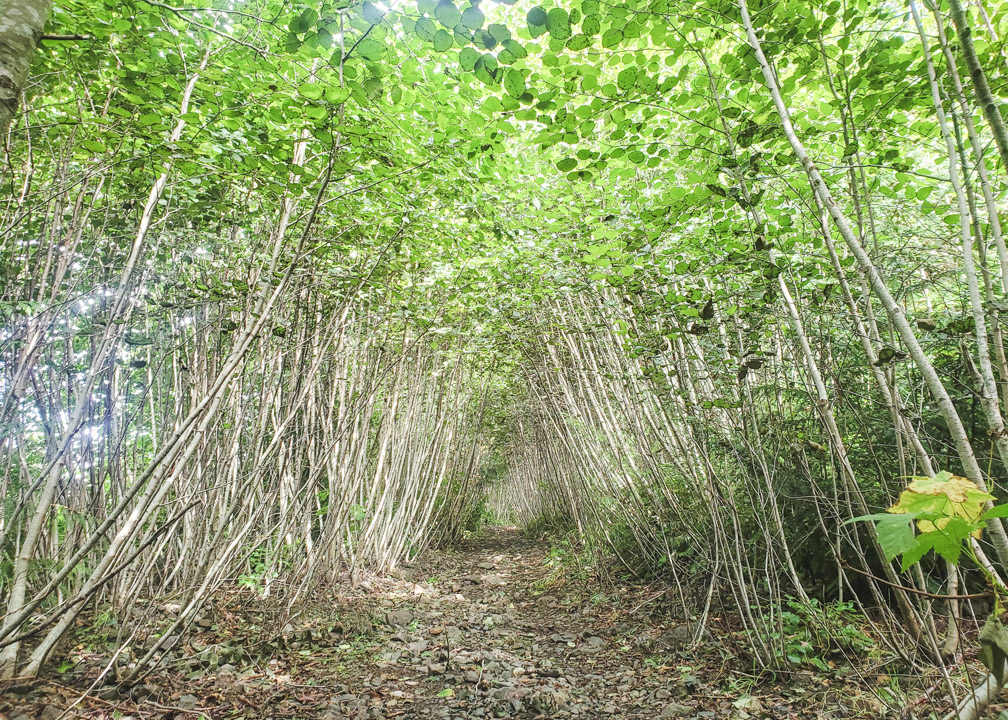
[{"xmin": 888, "ymin": 471, "xmax": 993, "ymax": 539}]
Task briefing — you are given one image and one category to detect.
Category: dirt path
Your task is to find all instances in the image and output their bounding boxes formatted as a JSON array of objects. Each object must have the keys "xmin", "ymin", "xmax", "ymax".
[
  {"xmin": 357, "ymin": 527, "xmax": 701, "ymax": 719},
  {"xmin": 3, "ymin": 528, "xmax": 851, "ymax": 719}
]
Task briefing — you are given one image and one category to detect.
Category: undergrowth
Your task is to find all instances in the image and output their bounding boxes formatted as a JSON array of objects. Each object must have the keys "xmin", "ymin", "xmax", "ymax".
[{"xmin": 756, "ymin": 597, "xmax": 876, "ymax": 671}]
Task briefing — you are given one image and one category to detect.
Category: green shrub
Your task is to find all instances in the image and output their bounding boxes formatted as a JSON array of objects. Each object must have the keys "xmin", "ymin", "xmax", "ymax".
[{"xmin": 757, "ymin": 597, "xmax": 875, "ymax": 670}]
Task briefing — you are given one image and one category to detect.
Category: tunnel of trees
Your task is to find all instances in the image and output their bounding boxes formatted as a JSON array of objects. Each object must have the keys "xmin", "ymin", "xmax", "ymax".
[{"xmin": 4, "ymin": 0, "xmax": 1008, "ymax": 716}]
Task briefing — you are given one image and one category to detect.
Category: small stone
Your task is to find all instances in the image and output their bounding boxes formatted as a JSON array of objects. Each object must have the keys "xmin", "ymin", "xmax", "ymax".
[
  {"xmin": 162, "ymin": 634, "xmax": 180, "ymax": 650},
  {"xmin": 178, "ymin": 694, "xmax": 199, "ymax": 709},
  {"xmin": 385, "ymin": 610, "xmax": 414, "ymax": 627},
  {"xmin": 662, "ymin": 625, "xmax": 693, "ymax": 648},
  {"xmin": 97, "ymin": 686, "xmax": 120, "ymax": 701},
  {"xmin": 216, "ymin": 664, "xmax": 237, "ymax": 687},
  {"xmin": 132, "ymin": 683, "xmax": 159, "ymax": 700},
  {"xmin": 680, "ymin": 673, "xmax": 699, "ymax": 693},
  {"xmin": 281, "ymin": 623, "xmax": 296, "ymax": 637},
  {"xmin": 660, "ymin": 703, "xmax": 693, "ymax": 718}
]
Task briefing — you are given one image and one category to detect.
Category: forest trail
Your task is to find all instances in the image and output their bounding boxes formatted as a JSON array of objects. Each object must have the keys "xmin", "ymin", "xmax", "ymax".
[
  {"xmin": 344, "ymin": 527, "xmax": 706, "ymax": 720},
  {"xmin": 3, "ymin": 528, "xmax": 866, "ymax": 720}
]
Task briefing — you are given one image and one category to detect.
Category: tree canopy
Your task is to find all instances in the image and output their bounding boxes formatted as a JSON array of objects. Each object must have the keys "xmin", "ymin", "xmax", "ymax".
[{"xmin": 4, "ymin": 0, "xmax": 1008, "ymax": 714}]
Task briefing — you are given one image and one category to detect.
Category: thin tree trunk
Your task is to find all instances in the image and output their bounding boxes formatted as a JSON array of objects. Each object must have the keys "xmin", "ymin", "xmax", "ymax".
[
  {"xmin": 737, "ymin": 0, "xmax": 1008, "ymax": 568},
  {"xmin": 946, "ymin": 0, "xmax": 1008, "ymax": 179}
]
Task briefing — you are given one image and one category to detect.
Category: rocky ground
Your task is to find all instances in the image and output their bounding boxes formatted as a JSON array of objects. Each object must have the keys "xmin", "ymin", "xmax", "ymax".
[{"xmin": 0, "ymin": 528, "xmax": 967, "ymax": 719}]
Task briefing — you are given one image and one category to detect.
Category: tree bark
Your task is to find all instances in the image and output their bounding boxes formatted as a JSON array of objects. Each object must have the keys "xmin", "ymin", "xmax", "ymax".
[
  {"xmin": 947, "ymin": 0, "xmax": 1008, "ymax": 180},
  {"xmin": 0, "ymin": 0, "xmax": 52, "ymax": 138}
]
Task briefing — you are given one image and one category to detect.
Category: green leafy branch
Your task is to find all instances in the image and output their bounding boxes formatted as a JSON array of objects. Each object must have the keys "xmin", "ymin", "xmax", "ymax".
[
  {"xmin": 849, "ymin": 471, "xmax": 1008, "ymax": 575},
  {"xmin": 849, "ymin": 471, "xmax": 1008, "ymax": 683}
]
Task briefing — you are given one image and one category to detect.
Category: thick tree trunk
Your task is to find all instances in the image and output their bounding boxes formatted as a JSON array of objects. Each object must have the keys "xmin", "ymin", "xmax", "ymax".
[{"xmin": 0, "ymin": 0, "xmax": 52, "ymax": 138}]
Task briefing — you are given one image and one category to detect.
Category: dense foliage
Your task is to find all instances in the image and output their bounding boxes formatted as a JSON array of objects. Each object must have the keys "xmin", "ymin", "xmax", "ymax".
[{"xmin": 3, "ymin": 0, "xmax": 1008, "ymax": 714}]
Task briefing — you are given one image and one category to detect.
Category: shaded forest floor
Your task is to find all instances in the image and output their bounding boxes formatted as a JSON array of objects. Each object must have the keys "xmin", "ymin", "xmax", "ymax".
[{"xmin": 1, "ymin": 528, "xmax": 953, "ymax": 719}]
